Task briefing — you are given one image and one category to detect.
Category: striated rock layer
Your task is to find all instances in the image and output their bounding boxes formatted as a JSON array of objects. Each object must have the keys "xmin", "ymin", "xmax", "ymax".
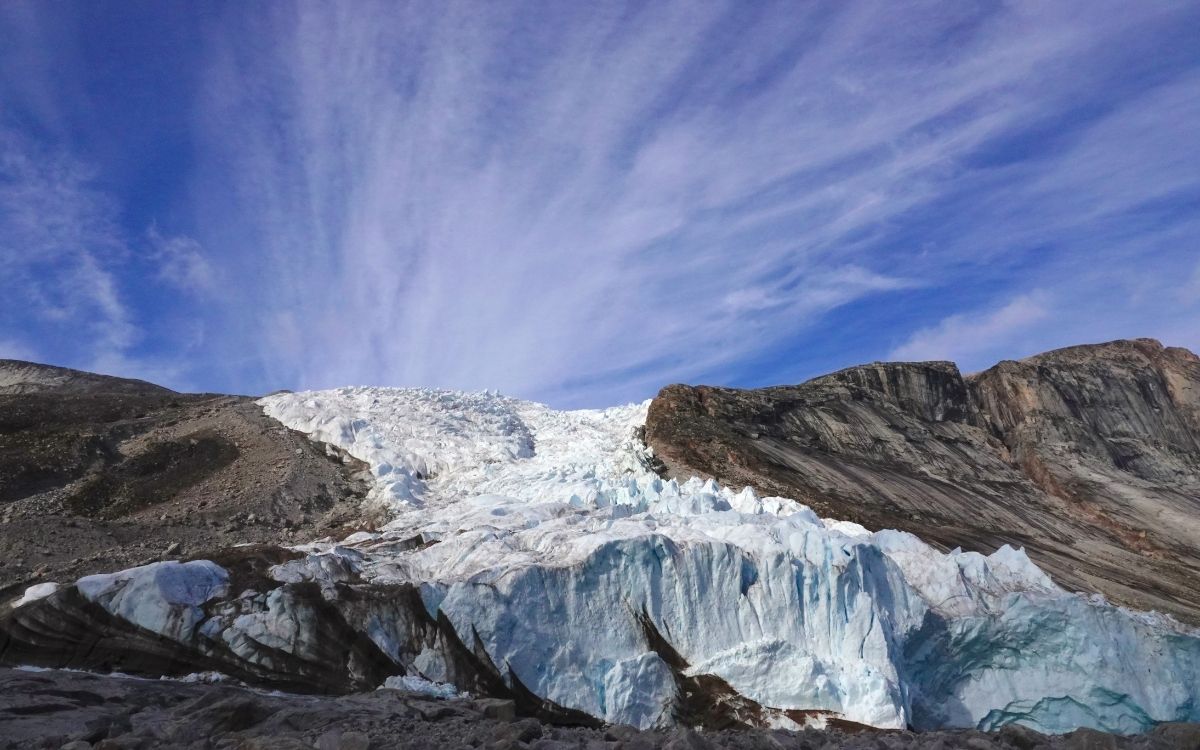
[{"xmin": 645, "ymin": 339, "xmax": 1200, "ymax": 624}]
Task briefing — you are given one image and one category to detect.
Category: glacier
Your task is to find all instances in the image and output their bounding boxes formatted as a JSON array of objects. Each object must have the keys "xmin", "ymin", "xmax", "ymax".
[
  {"xmin": 13, "ymin": 387, "xmax": 1200, "ymax": 733},
  {"xmin": 255, "ymin": 388, "xmax": 1200, "ymax": 733}
]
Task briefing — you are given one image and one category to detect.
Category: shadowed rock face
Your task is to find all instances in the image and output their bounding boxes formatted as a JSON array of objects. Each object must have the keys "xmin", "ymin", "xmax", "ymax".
[{"xmin": 645, "ymin": 339, "xmax": 1200, "ymax": 624}]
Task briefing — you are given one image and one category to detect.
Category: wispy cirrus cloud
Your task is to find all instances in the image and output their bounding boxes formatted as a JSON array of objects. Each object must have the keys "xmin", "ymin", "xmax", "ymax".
[
  {"xmin": 182, "ymin": 0, "xmax": 1199, "ymax": 404},
  {"xmin": 1, "ymin": 1, "xmax": 1197, "ymax": 402},
  {"xmin": 0, "ymin": 337, "xmax": 38, "ymax": 362},
  {"xmin": 889, "ymin": 293, "xmax": 1051, "ymax": 367},
  {"xmin": 146, "ymin": 226, "xmax": 214, "ymax": 296},
  {"xmin": 0, "ymin": 124, "xmax": 210, "ymax": 387},
  {"xmin": 0, "ymin": 3, "xmax": 213, "ymax": 387},
  {"xmin": 0, "ymin": 127, "xmax": 136, "ymax": 363}
]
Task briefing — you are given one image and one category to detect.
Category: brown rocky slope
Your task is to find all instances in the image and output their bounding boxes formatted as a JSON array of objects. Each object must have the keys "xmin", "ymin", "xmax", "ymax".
[
  {"xmin": 645, "ymin": 338, "xmax": 1200, "ymax": 624},
  {"xmin": 0, "ymin": 360, "xmax": 372, "ymax": 600}
]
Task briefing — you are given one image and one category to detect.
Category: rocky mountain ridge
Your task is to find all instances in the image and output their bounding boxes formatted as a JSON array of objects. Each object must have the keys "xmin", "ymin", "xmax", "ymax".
[{"xmin": 0, "ymin": 360, "xmax": 174, "ymax": 396}]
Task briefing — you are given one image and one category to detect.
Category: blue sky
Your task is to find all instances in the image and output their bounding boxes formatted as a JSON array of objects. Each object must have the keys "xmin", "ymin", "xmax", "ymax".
[{"xmin": 1, "ymin": 1, "xmax": 1198, "ymax": 407}]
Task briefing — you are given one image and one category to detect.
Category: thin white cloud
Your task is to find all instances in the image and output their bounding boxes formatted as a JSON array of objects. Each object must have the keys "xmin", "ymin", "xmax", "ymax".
[
  {"xmin": 0, "ymin": 124, "xmax": 211, "ymax": 385},
  {"xmin": 889, "ymin": 294, "xmax": 1051, "ymax": 365},
  {"xmin": 186, "ymin": 1, "xmax": 1199, "ymax": 405},
  {"xmin": 0, "ymin": 337, "xmax": 38, "ymax": 362},
  {"xmin": 0, "ymin": 126, "xmax": 136, "ymax": 365},
  {"xmin": 0, "ymin": 0, "xmax": 1180, "ymax": 402},
  {"xmin": 147, "ymin": 226, "xmax": 214, "ymax": 295},
  {"xmin": 1184, "ymin": 262, "xmax": 1200, "ymax": 306},
  {"xmin": 87, "ymin": 349, "xmax": 194, "ymax": 393}
]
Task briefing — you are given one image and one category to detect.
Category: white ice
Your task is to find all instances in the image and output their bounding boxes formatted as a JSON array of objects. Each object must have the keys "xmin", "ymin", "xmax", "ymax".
[
  {"xmin": 76, "ymin": 560, "xmax": 229, "ymax": 642},
  {"xmin": 11, "ymin": 582, "xmax": 59, "ymax": 608}
]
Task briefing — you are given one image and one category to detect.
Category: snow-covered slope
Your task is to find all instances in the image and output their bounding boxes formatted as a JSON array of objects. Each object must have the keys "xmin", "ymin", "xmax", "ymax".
[{"xmin": 253, "ymin": 388, "xmax": 1200, "ymax": 733}]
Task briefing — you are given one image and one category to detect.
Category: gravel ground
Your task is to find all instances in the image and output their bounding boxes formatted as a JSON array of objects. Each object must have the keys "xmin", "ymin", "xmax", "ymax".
[{"xmin": 3, "ymin": 667, "xmax": 1198, "ymax": 750}]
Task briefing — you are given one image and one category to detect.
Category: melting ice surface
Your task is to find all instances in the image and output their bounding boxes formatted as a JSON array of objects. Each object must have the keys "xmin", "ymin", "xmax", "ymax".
[{"xmin": 252, "ymin": 388, "xmax": 1199, "ymax": 733}]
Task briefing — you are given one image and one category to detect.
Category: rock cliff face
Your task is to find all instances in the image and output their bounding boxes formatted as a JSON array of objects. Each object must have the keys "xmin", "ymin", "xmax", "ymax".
[{"xmin": 645, "ymin": 339, "xmax": 1200, "ymax": 624}]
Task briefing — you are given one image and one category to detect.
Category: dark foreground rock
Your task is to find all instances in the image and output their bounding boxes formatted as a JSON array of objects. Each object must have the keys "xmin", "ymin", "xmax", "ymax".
[
  {"xmin": 645, "ymin": 339, "xmax": 1200, "ymax": 624},
  {"xmin": 0, "ymin": 360, "xmax": 372, "ymax": 600},
  {"xmin": 2, "ymin": 667, "xmax": 1197, "ymax": 750}
]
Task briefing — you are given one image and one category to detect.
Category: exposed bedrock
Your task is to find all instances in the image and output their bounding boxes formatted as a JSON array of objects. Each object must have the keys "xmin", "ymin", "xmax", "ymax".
[{"xmin": 645, "ymin": 338, "xmax": 1200, "ymax": 623}]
